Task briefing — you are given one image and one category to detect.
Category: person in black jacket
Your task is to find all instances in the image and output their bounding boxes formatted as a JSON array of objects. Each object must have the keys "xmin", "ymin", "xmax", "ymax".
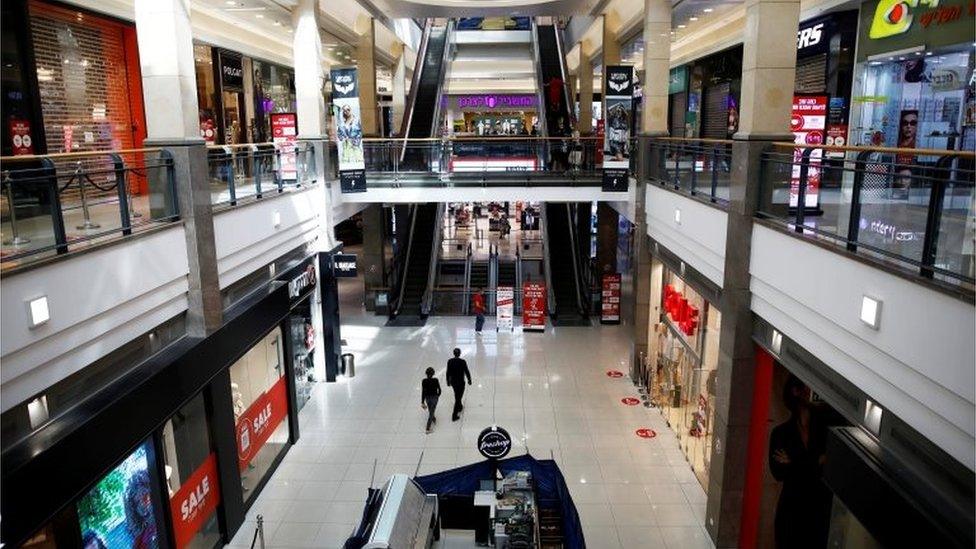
[
  {"xmin": 446, "ymin": 348, "xmax": 472, "ymax": 421},
  {"xmin": 421, "ymin": 367, "xmax": 441, "ymax": 433}
]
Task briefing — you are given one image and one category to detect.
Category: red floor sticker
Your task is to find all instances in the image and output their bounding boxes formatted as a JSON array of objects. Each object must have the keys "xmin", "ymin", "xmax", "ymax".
[
  {"xmin": 621, "ymin": 397, "xmax": 640, "ymax": 406},
  {"xmin": 635, "ymin": 428, "xmax": 657, "ymax": 439},
  {"xmin": 606, "ymin": 370, "xmax": 624, "ymax": 378}
]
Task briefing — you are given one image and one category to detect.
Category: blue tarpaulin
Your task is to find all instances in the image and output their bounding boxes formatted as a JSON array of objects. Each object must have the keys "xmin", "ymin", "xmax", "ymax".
[{"xmin": 414, "ymin": 453, "xmax": 585, "ymax": 549}]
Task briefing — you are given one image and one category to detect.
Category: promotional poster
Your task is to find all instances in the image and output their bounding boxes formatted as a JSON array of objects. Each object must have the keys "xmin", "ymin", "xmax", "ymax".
[
  {"xmin": 331, "ymin": 67, "xmax": 367, "ymax": 192},
  {"xmin": 169, "ymin": 454, "xmax": 221, "ymax": 549},
  {"xmin": 496, "ymin": 286, "xmax": 514, "ymax": 332},
  {"xmin": 271, "ymin": 113, "xmax": 298, "ymax": 181},
  {"xmin": 522, "ymin": 282, "xmax": 546, "ymax": 332},
  {"xmin": 601, "ymin": 273, "xmax": 621, "ymax": 324},
  {"xmin": 789, "ymin": 95, "xmax": 827, "ymax": 209},
  {"xmin": 236, "ymin": 376, "xmax": 289, "ymax": 472},
  {"xmin": 603, "ymin": 65, "xmax": 633, "ymax": 192}
]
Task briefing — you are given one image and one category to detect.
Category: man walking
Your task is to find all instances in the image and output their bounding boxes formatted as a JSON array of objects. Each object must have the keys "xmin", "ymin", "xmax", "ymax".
[
  {"xmin": 472, "ymin": 288, "xmax": 486, "ymax": 334},
  {"xmin": 446, "ymin": 348, "xmax": 472, "ymax": 421}
]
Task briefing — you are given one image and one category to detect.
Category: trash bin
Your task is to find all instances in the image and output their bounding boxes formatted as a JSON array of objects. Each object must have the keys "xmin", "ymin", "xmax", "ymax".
[{"xmin": 341, "ymin": 353, "xmax": 355, "ymax": 377}]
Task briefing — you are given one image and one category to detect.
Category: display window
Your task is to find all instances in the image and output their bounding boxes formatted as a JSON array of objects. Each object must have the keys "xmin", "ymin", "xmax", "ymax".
[
  {"xmin": 228, "ymin": 327, "xmax": 290, "ymax": 503},
  {"xmin": 161, "ymin": 393, "xmax": 221, "ymax": 549},
  {"xmin": 288, "ymin": 299, "xmax": 316, "ymax": 411}
]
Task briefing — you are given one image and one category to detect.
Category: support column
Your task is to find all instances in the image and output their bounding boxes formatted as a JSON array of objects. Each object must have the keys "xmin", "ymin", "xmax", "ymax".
[
  {"xmin": 578, "ymin": 43, "xmax": 593, "ymax": 135},
  {"xmin": 135, "ymin": 0, "xmax": 221, "ymax": 336},
  {"xmin": 361, "ymin": 204, "xmax": 385, "ymax": 311},
  {"xmin": 356, "ymin": 16, "xmax": 378, "ymax": 136},
  {"xmin": 391, "ymin": 43, "xmax": 408, "ymax": 136},
  {"xmin": 602, "ymin": 12, "xmax": 621, "ymax": 67},
  {"xmin": 704, "ymin": 0, "xmax": 800, "ymax": 547},
  {"xmin": 596, "ymin": 202, "xmax": 618, "ymax": 276}
]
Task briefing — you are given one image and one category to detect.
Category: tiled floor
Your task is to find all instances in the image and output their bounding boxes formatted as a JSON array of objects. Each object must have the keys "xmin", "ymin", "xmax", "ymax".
[{"xmin": 227, "ymin": 274, "xmax": 713, "ymax": 549}]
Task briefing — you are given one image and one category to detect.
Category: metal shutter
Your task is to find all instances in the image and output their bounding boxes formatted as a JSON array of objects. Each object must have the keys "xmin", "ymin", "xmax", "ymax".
[
  {"xmin": 795, "ymin": 53, "xmax": 828, "ymax": 95},
  {"xmin": 702, "ymin": 83, "xmax": 730, "ymax": 139},
  {"xmin": 670, "ymin": 93, "xmax": 687, "ymax": 137}
]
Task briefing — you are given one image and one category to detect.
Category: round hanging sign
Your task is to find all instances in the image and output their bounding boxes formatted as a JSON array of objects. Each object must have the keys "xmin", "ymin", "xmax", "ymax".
[
  {"xmin": 606, "ymin": 370, "xmax": 624, "ymax": 378},
  {"xmin": 621, "ymin": 397, "xmax": 640, "ymax": 406},
  {"xmin": 477, "ymin": 426, "xmax": 512, "ymax": 459},
  {"xmin": 635, "ymin": 428, "xmax": 657, "ymax": 439}
]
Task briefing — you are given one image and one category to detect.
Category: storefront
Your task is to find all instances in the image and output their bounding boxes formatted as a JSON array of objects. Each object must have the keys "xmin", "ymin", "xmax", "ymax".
[
  {"xmin": 445, "ymin": 94, "xmax": 539, "ymax": 136},
  {"xmin": 670, "ymin": 45, "xmax": 743, "ymax": 139},
  {"xmin": 644, "ymin": 241, "xmax": 723, "ymax": 491},
  {"xmin": 193, "ymin": 44, "xmax": 296, "ymax": 145},
  {"xmin": 2, "ymin": 250, "xmax": 347, "ymax": 548},
  {"xmin": 849, "ymin": 0, "xmax": 975, "ymax": 153}
]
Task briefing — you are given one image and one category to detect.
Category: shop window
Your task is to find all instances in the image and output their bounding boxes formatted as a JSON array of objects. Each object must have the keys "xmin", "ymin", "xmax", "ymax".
[
  {"xmin": 228, "ymin": 327, "xmax": 290, "ymax": 504},
  {"xmin": 194, "ymin": 44, "xmax": 217, "ymax": 145},
  {"xmin": 288, "ymin": 300, "xmax": 316, "ymax": 411},
  {"xmin": 161, "ymin": 394, "xmax": 221, "ymax": 549}
]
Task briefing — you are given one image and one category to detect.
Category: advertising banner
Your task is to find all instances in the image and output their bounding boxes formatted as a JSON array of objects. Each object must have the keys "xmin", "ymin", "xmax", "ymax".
[
  {"xmin": 170, "ymin": 453, "xmax": 221, "ymax": 549},
  {"xmin": 601, "ymin": 273, "xmax": 621, "ymax": 324},
  {"xmin": 271, "ymin": 113, "xmax": 298, "ymax": 180},
  {"xmin": 9, "ymin": 119, "xmax": 34, "ymax": 155},
  {"xmin": 199, "ymin": 116, "xmax": 216, "ymax": 145},
  {"xmin": 602, "ymin": 66, "xmax": 633, "ymax": 192},
  {"xmin": 789, "ymin": 95, "xmax": 827, "ymax": 209},
  {"xmin": 522, "ymin": 282, "xmax": 546, "ymax": 332},
  {"xmin": 331, "ymin": 67, "xmax": 367, "ymax": 193},
  {"xmin": 236, "ymin": 376, "xmax": 288, "ymax": 472},
  {"xmin": 496, "ymin": 286, "xmax": 514, "ymax": 332}
]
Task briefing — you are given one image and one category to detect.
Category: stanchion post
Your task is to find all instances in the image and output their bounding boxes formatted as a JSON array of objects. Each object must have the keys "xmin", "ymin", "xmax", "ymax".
[
  {"xmin": 3, "ymin": 171, "xmax": 30, "ymax": 245},
  {"xmin": 76, "ymin": 161, "xmax": 101, "ymax": 230},
  {"xmin": 110, "ymin": 153, "xmax": 132, "ymax": 236}
]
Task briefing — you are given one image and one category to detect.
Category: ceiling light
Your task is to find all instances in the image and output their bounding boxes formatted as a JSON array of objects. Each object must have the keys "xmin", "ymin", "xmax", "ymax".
[
  {"xmin": 703, "ymin": 7, "xmax": 713, "ymax": 12},
  {"xmin": 678, "ymin": 24, "xmax": 686, "ymax": 28},
  {"xmin": 255, "ymin": 13, "xmax": 264, "ymax": 18},
  {"xmin": 273, "ymin": 20, "xmax": 281, "ymax": 26},
  {"xmin": 689, "ymin": 16, "xmax": 698, "ymax": 21},
  {"xmin": 225, "ymin": 0, "xmax": 236, "ymax": 4}
]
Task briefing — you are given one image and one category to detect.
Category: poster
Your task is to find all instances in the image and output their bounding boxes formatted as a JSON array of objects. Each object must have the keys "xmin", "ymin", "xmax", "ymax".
[
  {"xmin": 789, "ymin": 95, "xmax": 827, "ymax": 209},
  {"xmin": 496, "ymin": 286, "xmax": 514, "ymax": 332},
  {"xmin": 602, "ymin": 66, "xmax": 633, "ymax": 192},
  {"xmin": 9, "ymin": 118, "xmax": 34, "ymax": 155},
  {"xmin": 892, "ymin": 109, "xmax": 918, "ymax": 200},
  {"xmin": 331, "ymin": 67, "xmax": 367, "ymax": 193},
  {"xmin": 235, "ymin": 376, "xmax": 289, "ymax": 472},
  {"xmin": 601, "ymin": 273, "xmax": 621, "ymax": 324},
  {"xmin": 522, "ymin": 282, "xmax": 546, "ymax": 332},
  {"xmin": 169, "ymin": 454, "xmax": 220, "ymax": 549},
  {"xmin": 271, "ymin": 113, "xmax": 298, "ymax": 180}
]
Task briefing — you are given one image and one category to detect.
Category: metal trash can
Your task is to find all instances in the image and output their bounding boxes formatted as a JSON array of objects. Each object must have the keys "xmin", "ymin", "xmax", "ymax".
[{"xmin": 341, "ymin": 353, "xmax": 355, "ymax": 377}]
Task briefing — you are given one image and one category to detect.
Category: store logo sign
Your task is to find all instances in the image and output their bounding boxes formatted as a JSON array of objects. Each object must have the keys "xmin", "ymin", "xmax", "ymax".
[
  {"xmin": 477, "ymin": 426, "xmax": 512, "ymax": 459},
  {"xmin": 288, "ymin": 264, "xmax": 317, "ymax": 298},
  {"xmin": 869, "ymin": 0, "xmax": 941, "ymax": 39},
  {"xmin": 332, "ymin": 253, "xmax": 358, "ymax": 277},
  {"xmin": 796, "ymin": 23, "xmax": 824, "ymax": 49}
]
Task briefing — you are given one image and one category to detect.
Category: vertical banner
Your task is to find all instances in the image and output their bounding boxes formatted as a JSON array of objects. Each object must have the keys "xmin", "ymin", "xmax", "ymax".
[
  {"xmin": 602, "ymin": 66, "xmax": 633, "ymax": 192},
  {"xmin": 169, "ymin": 453, "xmax": 221, "ymax": 549},
  {"xmin": 789, "ymin": 95, "xmax": 827, "ymax": 209},
  {"xmin": 271, "ymin": 113, "xmax": 298, "ymax": 181},
  {"xmin": 331, "ymin": 67, "xmax": 367, "ymax": 192},
  {"xmin": 496, "ymin": 286, "xmax": 514, "ymax": 332},
  {"xmin": 522, "ymin": 282, "xmax": 546, "ymax": 332},
  {"xmin": 601, "ymin": 273, "xmax": 621, "ymax": 324}
]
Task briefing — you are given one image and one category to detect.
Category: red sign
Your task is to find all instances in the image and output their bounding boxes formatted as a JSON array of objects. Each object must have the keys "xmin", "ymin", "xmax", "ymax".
[
  {"xmin": 635, "ymin": 428, "xmax": 657, "ymax": 439},
  {"xmin": 621, "ymin": 397, "xmax": 640, "ymax": 406},
  {"xmin": 790, "ymin": 95, "xmax": 827, "ymax": 209},
  {"xmin": 62, "ymin": 125, "xmax": 73, "ymax": 152},
  {"xmin": 600, "ymin": 273, "xmax": 621, "ymax": 324},
  {"xmin": 236, "ymin": 376, "xmax": 289, "ymax": 472},
  {"xmin": 663, "ymin": 284, "xmax": 699, "ymax": 336},
  {"xmin": 199, "ymin": 116, "xmax": 216, "ymax": 145},
  {"xmin": 170, "ymin": 453, "xmax": 221, "ymax": 549},
  {"xmin": 522, "ymin": 282, "xmax": 546, "ymax": 332},
  {"xmin": 606, "ymin": 370, "xmax": 624, "ymax": 378},
  {"xmin": 271, "ymin": 113, "xmax": 298, "ymax": 180},
  {"xmin": 9, "ymin": 119, "xmax": 34, "ymax": 155}
]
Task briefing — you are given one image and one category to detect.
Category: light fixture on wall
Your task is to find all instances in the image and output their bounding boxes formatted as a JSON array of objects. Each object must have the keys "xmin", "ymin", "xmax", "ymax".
[
  {"xmin": 27, "ymin": 296, "xmax": 50, "ymax": 328},
  {"xmin": 27, "ymin": 395, "xmax": 49, "ymax": 429},
  {"xmin": 273, "ymin": 211, "xmax": 282, "ymax": 228},
  {"xmin": 863, "ymin": 399, "xmax": 883, "ymax": 435},
  {"xmin": 771, "ymin": 329, "xmax": 783, "ymax": 355},
  {"xmin": 860, "ymin": 295, "xmax": 882, "ymax": 329},
  {"xmin": 674, "ymin": 208, "xmax": 681, "ymax": 225}
]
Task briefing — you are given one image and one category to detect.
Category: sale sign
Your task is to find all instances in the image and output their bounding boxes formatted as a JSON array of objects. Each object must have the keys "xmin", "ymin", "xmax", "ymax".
[
  {"xmin": 496, "ymin": 286, "xmax": 514, "ymax": 331},
  {"xmin": 789, "ymin": 95, "xmax": 827, "ymax": 209},
  {"xmin": 199, "ymin": 116, "xmax": 216, "ymax": 145},
  {"xmin": 236, "ymin": 376, "xmax": 289, "ymax": 472},
  {"xmin": 9, "ymin": 119, "xmax": 34, "ymax": 155},
  {"xmin": 271, "ymin": 113, "xmax": 298, "ymax": 180},
  {"xmin": 601, "ymin": 273, "xmax": 621, "ymax": 324},
  {"xmin": 170, "ymin": 453, "xmax": 221, "ymax": 549},
  {"xmin": 522, "ymin": 282, "xmax": 546, "ymax": 332}
]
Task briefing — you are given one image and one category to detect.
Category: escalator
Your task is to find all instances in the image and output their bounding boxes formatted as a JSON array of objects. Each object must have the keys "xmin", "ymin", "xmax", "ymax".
[
  {"xmin": 401, "ymin": 21, "xmax": 453, "ymax": 169},
  {"xmin": 498, "ymin": 260, "xmax": 517, "ymax": 289},
  {"xmin": 534, "ymin": 24, "xmax": 572, "ymax": 135},
  {"xmin": 469, "ymin": 261, "xmax": 489, "ymax": 293},
  {"xmin": 388, "ymin": 203, "xmax": 439, "ymax": 325},
  {"xmin": 544, "ymin": 203, "xmax": 589, "ymax": 326}
]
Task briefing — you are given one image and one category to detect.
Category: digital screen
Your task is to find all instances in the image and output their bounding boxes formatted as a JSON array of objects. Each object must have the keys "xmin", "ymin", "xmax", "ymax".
[{"xmin": 77, "ymin": 442, "xmax": 160, "ymax": 549}]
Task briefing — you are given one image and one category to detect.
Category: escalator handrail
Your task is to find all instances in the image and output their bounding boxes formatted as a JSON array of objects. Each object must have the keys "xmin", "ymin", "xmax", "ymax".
[
  {"xmin": 488, "ymin": 243, "xmax": 498, "ymax": 315},
  {"xmin": 515, "ymin": 249, "xmax": 523, "ymax": 315},
  {"xmin": 391, "ymin": 204, "xmax": 420, "ymax": 317},
  {"xmin": 539, "ymin": 206, "xmax": 556, "ymax": 317},
  {"xmin": 421, "ymin": 203, "xmax": 446, "ymax": 315},
  {"xmin": 530, "ymin": 21, "xmax": 551, "ymax": 140},
  {"xmin": 426, "ymin": 19, "xmax": 455, "ymax": 140},
  {"xmin": 552, "ymin": 23, "xmax": 576, "ymax": 128},
  {"xmin": 399, "ymin": 20, "xmax": 433, "ymax": 140},
  {"xmin": 462, "ymin": 242, "xmax": 472, "ymax": 315},
  {"xmin": 563, "ymin": 203, "xmax": 586, "ymax": 317}
]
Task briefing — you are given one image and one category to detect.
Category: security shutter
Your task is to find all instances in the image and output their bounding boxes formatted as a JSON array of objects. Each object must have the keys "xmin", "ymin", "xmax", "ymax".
[
  {"xmin": 702, "ymin": 82, "xmax": 730, "ymax": 139},
  {"xmin": 795, "ymin": 53, "xmax": 828, "ymax": 95},
  {"xmin": 670, "ymin": 93, "xmax": 687, "ymax": 137}
]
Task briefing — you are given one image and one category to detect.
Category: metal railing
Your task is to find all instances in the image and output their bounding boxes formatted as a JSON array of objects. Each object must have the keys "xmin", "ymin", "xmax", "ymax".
[
  {"xmin": 759, "ymin": 143, "xmax": 975, "ymax": 289},
  {"xmin": 429, "ymin": 286, "xmax": 524, "ymax": 316},
  {"xmin": 206, "ymin": 141, "xmax": 316, "ymax": 206},
  {"xmin": 0, "ymin": 148, "xmax": 177, "ymax": 268},
  {"xmin": 350, "ymin": 137, "xmax": 603, "ymax": 184},
  {"xmin": 645, "ymin": 138, "xmax": 733, "ymax": 205}
]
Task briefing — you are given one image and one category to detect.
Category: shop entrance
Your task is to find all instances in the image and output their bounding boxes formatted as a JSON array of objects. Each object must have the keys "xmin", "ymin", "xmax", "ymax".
[{"xmin": 221, "ymin": 90, "xmax": 246, "ymax": 145}]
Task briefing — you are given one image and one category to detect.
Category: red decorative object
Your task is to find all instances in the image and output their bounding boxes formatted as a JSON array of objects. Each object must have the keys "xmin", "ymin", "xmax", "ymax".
[
  {"xmin": 663, "ymin": 285, "xmax": 699, "ymax": 336},
  {"xmin": 606, "ymin": 370, "xmax": 624, "ymax": 378},
  {"xmin": 621, "ymin": 397, "xmax": 640, "ymax": 406},
  {"xmin": 635, "ymin": 428, "xmax": 657, "ymax": 439}
]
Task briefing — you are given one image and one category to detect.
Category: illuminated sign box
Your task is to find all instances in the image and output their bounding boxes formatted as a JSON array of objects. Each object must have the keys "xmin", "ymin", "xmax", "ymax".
[{"xmin": 453, "ymin": 95, "xmax": 537, "ymax": 110}]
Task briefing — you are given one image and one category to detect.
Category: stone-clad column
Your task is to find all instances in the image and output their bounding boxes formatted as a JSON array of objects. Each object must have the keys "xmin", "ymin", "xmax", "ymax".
[
  {"xmin": 135, "ymin": 0, "xmax": 221, "ymax": 336},
  {"xmin": 391, "ymin": 43, "xmax": 408, "ymax": 135},
  {"xmin": 578, "ymin": 42, "xmax": 593, "ymax": 135},
  {"xmin": 602, "ymin": 12, "xmax": 621, "ymax": 66},
  {"xmin": 356, "ymin": 16, "xmax": 378, "ymax": 136},
  {"xmin": 293, "ymin": 0, "xmax": 327, "ymax": 139},
  {"xmin": 704, "ymin": 0, "xmax": 800, "ymax": 546}
]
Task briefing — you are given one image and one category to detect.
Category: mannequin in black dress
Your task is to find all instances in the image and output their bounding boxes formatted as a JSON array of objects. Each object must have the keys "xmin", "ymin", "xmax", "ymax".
[{"xmin": 768, "ymin": 375, "xmax": 832, "ymax": 549}]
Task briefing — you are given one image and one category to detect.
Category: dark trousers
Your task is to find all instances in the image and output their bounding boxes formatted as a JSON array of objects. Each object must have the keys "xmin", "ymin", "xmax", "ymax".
[
  {"xmin": 451, "ymin": 383, "xmax": 465, "ymax": 419},
  {"xmin": 475, "ymin": 313, "xmax": 485, "ymax": 332},
  {"xmin": 424, "ymin": 396, "xmax": 438, "ymax": 430}
]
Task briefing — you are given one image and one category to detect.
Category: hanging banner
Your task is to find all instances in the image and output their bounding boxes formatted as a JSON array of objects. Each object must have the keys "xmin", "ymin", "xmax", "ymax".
[
  {"xmin": 789, "ymin": 95, "xmax": 827, "ymax": 210},
  {"xmin": 235, "ymin": 376, "xmax": 289, "ymax": 472},
  {"xmin": 522, "ymin": 282, "xmax": 546, "ymax": 332},
  {"xmin": 271, "ymin": 113, "xmax": 298, "ymax": 181},
  {"xmin": 169, "ymin": 453, "xmax": 221, "ymax": 549},
  {"xmin": 496, "ymin": 286, "xmax": 514, "ymax": 332},
  {"xmin": 601, "ymin": 273, "xmax": 621, "ymax": 324},
  {"xmin": 602, "ymin": 65, "xmax": 633, "ymax": 192},
  {"xmin": 331, "ymin": 67, "xmax": 367, "ymax": 193}
]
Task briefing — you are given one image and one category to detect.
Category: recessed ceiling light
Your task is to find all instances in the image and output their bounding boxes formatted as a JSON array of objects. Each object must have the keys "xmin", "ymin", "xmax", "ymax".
[
  {"xmin": 273, "ymin": 20, "xmax": 281, "ymax": 26},
  {"xmin": 689, "ymin": 16, "xmax": 698, "ymax": 21},
  {"xmin": 225, "ymin": 0, "xmax": 236, "ymax": 4},
  {"xmin": 255, "ymin": 13, "xmax": 264, "ymax": 18},
  {"xmin": 703, "ymin": 7, "xmax": 713, "ymax": 12},
  {"xmin": 677, "ymin": 24, "xmax": 686, "ymax": 28}
]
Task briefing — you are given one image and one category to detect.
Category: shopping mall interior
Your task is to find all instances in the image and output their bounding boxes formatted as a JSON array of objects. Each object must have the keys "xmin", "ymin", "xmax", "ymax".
[{"xmin": 0, "ymin": 0, "xmax": 973, "ymax": 548}]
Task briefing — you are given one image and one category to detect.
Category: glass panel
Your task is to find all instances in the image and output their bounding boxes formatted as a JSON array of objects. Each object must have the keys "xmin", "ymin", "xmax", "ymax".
[{"xmin": 827, "ymin": 496, "xmax": 884, "ymax": 549}]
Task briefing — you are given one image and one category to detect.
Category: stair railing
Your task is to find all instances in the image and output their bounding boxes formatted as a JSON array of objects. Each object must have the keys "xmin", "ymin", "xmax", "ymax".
[
  {"xmin": 427, "ymin": 20, "xmax": 456, "ymax": 141},
  {"xmin": 462, "ymin": 242, "xmax": 473, "ymax": 315},
  {"xmin": 421, "ymin": 203, "xmax": 446, "ymax": 316},
  {"xmin": 564, "ymin": 203, "xmax": 586, "ymax": 317},
  {"xmin": 488, "ymin": 243, "xmax": 499, "ymax": 314},
  {"xmin": 530, "ymin": 20, "xmax": 551, "ymax": 149},
  {"xmin": 399, "ymin": 19, "xmax": 433, "ymax": 163},
  {"xmin": 390, "ymin": 204, "xmax": 419, "ymax": 318},
  {"xmin": 540, "ymin": 205, "xmax": 556, "ymax": 317},
  {"xmin": 515, "ymin": 248, "xmax": 523, "ymax": 315},
  {"xmin": 553, "ymin": 22, "xmax": 576, "ymax": 128}
]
